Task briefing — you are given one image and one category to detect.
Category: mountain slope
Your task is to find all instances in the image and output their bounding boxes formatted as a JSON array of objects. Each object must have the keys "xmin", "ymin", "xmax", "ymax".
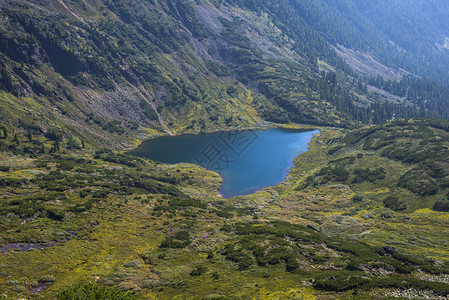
[
  {"xmin": 3, "ymin": 2, "xmax": 449, "ymax": 298},
  {"xmin": 0, "ymin": 0, "xmax": 333, "ymax": 150},
  {"xmin": 2, "ymin": 120, "xmax": 449, "ymax": 299},
  {"xmin": 236, "ymin": 0, "xmax": 449, "ymax": 84},
  {"xmin": 228, "ymin": 0, "xmax": 449, "ymax": 118},
  {"xmin": 1, "ymin": 0, "xmax": 449, "ymax": 150}
]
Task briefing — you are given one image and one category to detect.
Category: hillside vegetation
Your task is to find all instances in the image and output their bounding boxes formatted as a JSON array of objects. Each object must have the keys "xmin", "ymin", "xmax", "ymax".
[
  {"xmin": 1, "ymin": 0, "xmax": 449, "ymax": 150},
  {"xmin": 3, "ymin": 0, "xmax": 449, "ymax": 299},
  {"xmin": 1, "ymin": 120, "xmax": 449, "ymax": 299}
]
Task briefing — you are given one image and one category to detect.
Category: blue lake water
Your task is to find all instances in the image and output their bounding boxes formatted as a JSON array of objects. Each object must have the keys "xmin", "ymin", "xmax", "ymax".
[{"xmin": 129, "ymin": 128, "xmax": 319, "ymax": 198}]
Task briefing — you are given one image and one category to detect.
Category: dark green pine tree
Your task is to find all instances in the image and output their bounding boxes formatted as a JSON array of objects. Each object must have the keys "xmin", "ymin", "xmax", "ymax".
[
  {"xmin": 51, "ymin": 140, "xmax": 60, "ymax": 152},
  {"xmin": 12, "ymin": 134, "xmax": 19, "ymax": 145},
  {"xmin": 0, "ymin": 126, "xmax": 7, "ymax": 139},
  {"xmin": 26, "ymin": 130, "xmax": 33, "ymax": 142},
  {"xmin": 40, "ymin": 142, "xmax": 46, "ymax": 154}
]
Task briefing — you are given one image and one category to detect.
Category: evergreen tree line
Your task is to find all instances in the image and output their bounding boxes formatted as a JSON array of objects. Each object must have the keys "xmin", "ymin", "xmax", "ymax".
[
  {"xmin": 367, "ymin": 75, "xmax": 449, "ymax": 120},
  {"xmin": 0, "ymin": 63, "xmax": 13, "ymax": 92},
  {"xmin": 224, "ymin": 0, "xmax": 449, "ymax": 86},
  {"xmin": 318, "ymin": 72, "xmax": 429, "ymax": 125}
]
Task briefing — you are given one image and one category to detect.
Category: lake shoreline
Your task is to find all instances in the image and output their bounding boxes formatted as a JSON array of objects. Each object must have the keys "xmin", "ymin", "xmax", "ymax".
[
  {"xmin": 129, "ymin": 128, "xmax": 319, "ymax": 198},
  {"xmin": 132, "ymin": 122, "xmax": 321, "ymax": 146}
]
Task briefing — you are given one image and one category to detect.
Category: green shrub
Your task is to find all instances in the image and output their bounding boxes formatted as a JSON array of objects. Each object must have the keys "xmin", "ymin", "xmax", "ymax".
[
  {"xmin": 39, "ymin": 275, "xmax": 56, "ymax": 283},
  {"xmin": 0, "ymin": 166, "xmax": 10, "ymax": 172},
  {"xmin": 220, "ymin": 225, "xmax": 233, "ymax": 233},
  {"xmin": 160, "ymin": 230, "xmax": 191, "ymax": 248},
  {"xmin": 352, "ymin": 168, "xmax": 385, "ymax": 183},
  {"xmin": 190, "ymin": 266, "xmax": 207, "ymax": 276},
  {"xmin": 327, "ymin": 146, "xmax": 342, "ymax": 155},
  {"xmin": 211, "ymin": 272, "xmax": 220, "ymax": 280},
  {"xmin": 46, "ymin": 208, "xmax": 65, "ymax": 221},
  {"xmin": 383, "ymin": 196, "xmax": 406, "ymax": 211},
  {"xmin": 223, "ymin": 244, "xmax": 254, "ymax": 270},
  {"xmin": 79, "ymin": 190, "xmax": 90, "ymax": 198},
  {"xmin": 381, "ymin": 209, "xmax": 394, "ymax": 218},
  {"xmin": 265, "ymin": 247, "xmax": 292, "ymax": 265},
  {"xmin": 11, "ymin": 285, "xmax": 26, "ymax": 293},
  {"xmin": 123, "ymin": 259, "xmax": 143, "ymax": 269},
  {"xmin": 433, "ymin": 198, "xmax": 449, "ymax": 212},
  {"xmin": 317, "ymin": 165, "xmax": 349, "ymax": 183},
  {"xmin": 285, "ymin": 255, "xmax": 300, "ymax": 271},
  {"xmin": 215, "ymin": 210, "xmax": 234, "ymax": 218},
  {"xmin": 314, "ymin": 273, "xmax": 449, "ymax": 295},
  {"xmin": 398, "ymin": 170, "xmax": 439, "ymax": 196},
  {"xmin": 351, "ymin": 195, "xmax": 365, "ymax": 203},
  {"xmin": 57, "ymin": 161, "xmax": 76, "ymax": 171},
  {"xmin": 226, "ymin": 86, "xmax": 237, "ymax": 95},
  {"xmin": 314, "ymin": 273, "xmax": 369, "ymax": 292}
]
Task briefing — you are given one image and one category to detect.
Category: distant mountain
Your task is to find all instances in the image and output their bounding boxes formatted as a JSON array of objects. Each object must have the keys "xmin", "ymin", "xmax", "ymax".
[{"xmin": 0, "ymin": 0, "xmax": 449, "ymax": 147}]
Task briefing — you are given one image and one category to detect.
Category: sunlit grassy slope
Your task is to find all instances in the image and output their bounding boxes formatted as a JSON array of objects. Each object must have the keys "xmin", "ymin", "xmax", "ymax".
[{"xmin": 2, "ymin": 119, "xmax": 449, "ymax": 299}]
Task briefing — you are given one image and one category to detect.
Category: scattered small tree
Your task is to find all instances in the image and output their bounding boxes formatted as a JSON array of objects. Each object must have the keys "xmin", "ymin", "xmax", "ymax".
[
  {"xmin": 26, "ymin": 130, "xmax": 33, "ymax": 142},
  {"xmin": 383, "ymin": 196, "xmax": 406, "ymax": 211},
  {"xmin": 12, "ymin": 134, "xmax": 19, "ymax": 145},
  {"xmin": 190, "ymin": 266, "xmax": 207, "ymax": 276},
  {"xmin": 433, "ymin": 194, "xmax": 449, "ymax": 212},
  {"xmin": 0, "ymin": 126, "xmax": 7, "ymax": 139}
]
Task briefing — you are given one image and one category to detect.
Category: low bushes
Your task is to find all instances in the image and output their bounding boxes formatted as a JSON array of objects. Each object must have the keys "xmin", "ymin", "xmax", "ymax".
[
  {"xmin": 383, "ymin": 196, "xmax": 406, "ymax": 211},
  {"xmin": 398, "ymin": 170, "xmax": 439, "ymax": 196},
  {"xmin": 433, "ymin": 193, "xmax": 449, "ymax": 212},
  {"xmin": 352, "ymin": 167, "xmax": 385, "ymax": 183},
  {"xmin": 160, "ymin": 231, "xmax": 192, "ymax": 248},
  {"xmin": 58, "ymin": 283, "xmax": 135, "ymax": 300},
  {"xmin": 314, "ymin": 273, "xmax": 449, "ymax": 296}
]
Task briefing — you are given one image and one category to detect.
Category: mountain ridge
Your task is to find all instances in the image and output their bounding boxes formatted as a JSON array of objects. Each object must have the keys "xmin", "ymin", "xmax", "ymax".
[{"xmin": 1, "ymin": 0, "xmax": 449, "ymax": 150}]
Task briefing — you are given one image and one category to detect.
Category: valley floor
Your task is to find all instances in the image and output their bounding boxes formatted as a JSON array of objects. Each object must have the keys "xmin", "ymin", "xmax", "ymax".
[{"xmin": 1, "ymin": 119, "xmax": 449, "ymax": 299}]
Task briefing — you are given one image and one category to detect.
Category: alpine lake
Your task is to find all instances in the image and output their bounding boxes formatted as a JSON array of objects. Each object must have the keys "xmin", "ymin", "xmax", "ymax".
[{"xmin": 129, "ymin": 128, "xmax": 319, "ymax": 198}]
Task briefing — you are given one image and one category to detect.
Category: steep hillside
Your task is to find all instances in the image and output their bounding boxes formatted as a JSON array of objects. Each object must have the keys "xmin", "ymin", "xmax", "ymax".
[
  {"xmin": 1, "ymin": 0, "xmax": 449, "ymax": 150},
  {"xmin": 228, "ymin": 0, "xmax": 449, "ymax": 119},
  {"xmin": 0, "ymin": 0, "xmax": 334, "ymax": 150},
  {"xmin": 235, "ymin": 0, "xmax": 449, "ymax": 84}
]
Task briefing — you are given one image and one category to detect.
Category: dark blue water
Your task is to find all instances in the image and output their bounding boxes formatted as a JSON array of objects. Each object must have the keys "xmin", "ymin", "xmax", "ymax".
[{"xmin": 130, "ymin": 128, "xmax": 318, "ymax": 198}]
